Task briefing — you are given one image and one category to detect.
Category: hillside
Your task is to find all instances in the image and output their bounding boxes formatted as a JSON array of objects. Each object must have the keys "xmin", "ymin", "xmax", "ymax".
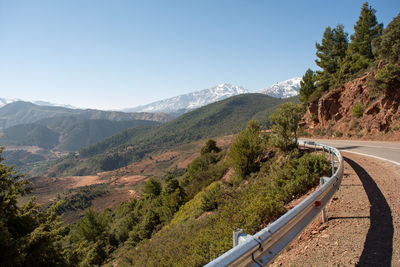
[
  {"xmin": 0, "ymin": 101, "xmax": 172, "ymax": 130},
  {"xmin": 44, "ymin": 94, "xmax": 295, "ymax": 176},
  {"xmin": 0, "ymin": 117, "xmax": 159, "ymax": 151},
  {"xmin": 300, "ymin": 70, "xmax": 400, "ymax": 140},
  {"xmin": 297, "ymin": 9, "xmax": 400, "ymax": 141}
]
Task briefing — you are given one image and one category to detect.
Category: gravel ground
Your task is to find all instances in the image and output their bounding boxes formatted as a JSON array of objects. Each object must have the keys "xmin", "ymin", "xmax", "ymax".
[{"xmin": 272, "ymin": 152, "xmax": 400, "ymax": 267}]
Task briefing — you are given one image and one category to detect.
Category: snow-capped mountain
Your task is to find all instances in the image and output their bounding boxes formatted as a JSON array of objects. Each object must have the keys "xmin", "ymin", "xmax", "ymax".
[
  {"xmin": 124, "ymin": 83, "xmax": 249, "ymax": 113},
  {"xmin": 0, "ymin": 97, "xmax": 77, "ymax": 109},
  {"xmin": 0, "ymin": 98, "xmax": 22, "ymax": 108},
  {"xmin": 259, "ymin": 77, "xmax": 301, "ymax": 98}
]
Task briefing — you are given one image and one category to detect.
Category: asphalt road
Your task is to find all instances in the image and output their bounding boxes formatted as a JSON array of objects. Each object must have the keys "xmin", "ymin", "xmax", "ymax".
[{"xmin": 304, "ymin": 139, "xmax": 400, "ymax": 166}]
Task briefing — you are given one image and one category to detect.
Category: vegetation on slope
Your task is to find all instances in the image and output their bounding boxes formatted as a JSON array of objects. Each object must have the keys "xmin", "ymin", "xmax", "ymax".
[
  {"xmin": 110, "ymin": 104, "xmax": 329, "ymax": 266},
  {"xmin": 0, "ymin": 101, "xmax": 171, "ymax": 130},
  {"xmin": 298, "ymin": 3, "xmax": 400, "ymax": 139},
  {"xmin": 299, "ymin": 2, "xmax": 386, "ymax": 103},
  {"xmin": 0, "ymin": 117, "xmax": 160, "ymax": 151},
  {"xmin": 1, "ymin": 102, "xmax": 330, "ymax": 266},
  {"xmin": 48, "ymin": 94, "xmax": 293, "ymax": 176}
]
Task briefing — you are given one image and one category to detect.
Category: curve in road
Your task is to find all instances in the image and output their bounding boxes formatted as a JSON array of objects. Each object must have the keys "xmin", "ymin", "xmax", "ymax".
[{"xmin": 304, "ymin": 139, "xmax": 400, "ymax": 166}]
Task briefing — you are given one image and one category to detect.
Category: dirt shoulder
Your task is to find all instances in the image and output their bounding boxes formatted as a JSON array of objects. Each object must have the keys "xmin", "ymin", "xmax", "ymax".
[{"xmin": 272, "ymin": 152, "xmax": 400, "ymax": 266}]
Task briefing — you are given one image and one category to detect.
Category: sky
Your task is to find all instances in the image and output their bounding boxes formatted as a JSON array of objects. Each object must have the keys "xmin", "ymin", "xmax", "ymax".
[{"xmin": 0, "ymin": 0, "xmax": 399, "ymax": 110}]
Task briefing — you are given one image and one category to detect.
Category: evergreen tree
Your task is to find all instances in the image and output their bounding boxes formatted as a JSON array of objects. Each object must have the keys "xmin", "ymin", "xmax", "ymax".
[
  {"xmin": 315, "ymin": 25, "xmax": 348, "ymax": 91},
  {"xmin": 373, "ymin": 12, "xmax": 400, "ymax": 63},
  {"xmin": 339, "ymin": 2, "xmax": 383, "ymax": 78},
  {"xmin": 143, "ymin": 178, "xmax": 162, "ymax": 198},
  {"xmin": 270, "ymin": 103, "xmax": 304, "ymax": 152},
  {"xmin": 0, "ymin": 147, "xmax": 68, "ymax": 266},
  {"xmin": 200, "ymin": 139, "xmax": 221, "ymax": 155},
  {"xmin": 299, "ymin": 68, "xmax": 317, "ymax": 103},
  {"xmin": 228, "ymin": 120, "xmax": 264, "ymax": 178}
]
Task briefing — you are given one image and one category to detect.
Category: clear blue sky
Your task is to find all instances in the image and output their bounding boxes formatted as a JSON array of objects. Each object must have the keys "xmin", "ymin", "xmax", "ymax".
[{"xmin": 0, "ymin": 0, "xmax": 398, "ymax": 110}]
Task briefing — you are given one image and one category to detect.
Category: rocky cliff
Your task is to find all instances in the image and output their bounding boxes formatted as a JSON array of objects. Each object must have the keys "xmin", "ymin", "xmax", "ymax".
[{"xmin": 300, "ymin": 69, "xmax": 400, "ymax": 140}]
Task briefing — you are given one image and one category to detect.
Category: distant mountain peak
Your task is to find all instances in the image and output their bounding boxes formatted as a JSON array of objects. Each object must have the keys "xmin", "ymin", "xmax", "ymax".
[
  {"xmin": 0, "ymin": 97, "xmax": 78, "ymax": 109},
  {"xmin": 124, "ymin": 83, "xmax": 250, "ymax": 114},
  {"xmin": 259, "ymin": 77, "xmax": 301, "ymax": 98}
]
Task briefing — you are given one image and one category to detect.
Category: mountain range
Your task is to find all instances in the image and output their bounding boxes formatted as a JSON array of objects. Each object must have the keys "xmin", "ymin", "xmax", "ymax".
[
  {"xmin": 46, "ymin": 93, "xmax": 296, "ymax": 176},
  {"xmin": 124, "ymin": 78, "xmax": 301, "ymax": 114},
  {"xmin": 0, "ymin": 101, "xmax": 172, "ymax": 130},
  {"xmin": 123, "ymin": 83, "xmax": 249, "ymax": 114},
  {"xmin": 1, "ymin": 77, "xmax": 301, "ymax": 116},
  {"xmin": 260, "ymin": 77, "xmax": 302, "ymax": 98},
  {"xmin": 0, "ymin": 97, "xmax": 77, "ymax": 109}
]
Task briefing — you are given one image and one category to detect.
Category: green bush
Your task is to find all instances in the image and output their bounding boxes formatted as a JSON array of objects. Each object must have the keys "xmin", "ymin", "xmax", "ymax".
[
  {"xmin": 269, "ymin": 103, "xmax": 304, "ymax": 151},
  {"xmin": 375, "ymin": 63, "xmax": 400, "ymax": 91},
  {"xmin": 228, "ymin": 120, "xmax": 264, "ymax": 179},
  {"xmin": 352, "ymin": 102, "xmax": 364, "ymax": 118},
  {"xmin": 118, "ymin": 152, "xmax": 329, "ymax": 266},
  {"xmin": 200, "ymin": 182, "xmax": 221, "ymax": 212},
  {"xmin": 143, "ymin": 178, "xmax": 162, "ymax": 197},
  {"xmin": 201, "ymin": 139, "xmax": 221, "ymax": 155},
  {"xmin": 334, "ymin": 131, "xmax": 343, "ymax": 137}
]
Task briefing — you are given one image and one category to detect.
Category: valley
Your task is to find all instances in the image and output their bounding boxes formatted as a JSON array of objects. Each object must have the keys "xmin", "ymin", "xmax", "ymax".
[
  {"xmin": 1, "ymin": 2, "xmax": 399, "ymax": 266},
  {"xmin": 26, "ymin": 135, "xmax": 235, "ymax": 223}
]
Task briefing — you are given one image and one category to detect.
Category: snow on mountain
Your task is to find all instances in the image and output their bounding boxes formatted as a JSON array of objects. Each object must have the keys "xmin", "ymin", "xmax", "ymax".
[
  {"xmin": 0, "ymin": 98, "xmax": 77, "ymax": 109},
  {"xmin": 259, "ymin": 77, "xmax": 301, "ymax": 98},
  {"xmin": 0, "ymin": 98, "xmax": 22, "ymax": 108},
  {"xmin": 124, "ymin": 83, "xmax": 249, "ymax": 113}
]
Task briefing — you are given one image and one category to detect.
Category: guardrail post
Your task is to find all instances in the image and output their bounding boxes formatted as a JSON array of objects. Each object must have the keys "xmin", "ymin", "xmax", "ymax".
[
  {"xmin": 320, "ymin": 177, "xmax": 327, "ymax": 223},
  {"xmin": 233, "ymin": 229, "xmax": 242, "ymax": 247},
  {"xmin": 233, "ymin": 229, "xmax": 252, "ymax": 247},
  {"xmin": 331, "ymin": 152, "xmax": 335, "ymax": 176}
]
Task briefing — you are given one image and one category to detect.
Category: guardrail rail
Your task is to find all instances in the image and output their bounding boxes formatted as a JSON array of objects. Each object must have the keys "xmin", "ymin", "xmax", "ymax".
[{"xmin": 205, "ymin": 140, "xmax": 344, "ymax": 267}]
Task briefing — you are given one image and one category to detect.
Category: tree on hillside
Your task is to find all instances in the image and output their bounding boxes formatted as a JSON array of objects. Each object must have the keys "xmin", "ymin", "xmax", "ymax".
[
  {"xmin": 143, "ymin": 178, "xmax": 162, "ymax": 198},
  {"xmin": 299, "ymin": 68, "xmax": 317, "ymax": 103},
  {"xmin": 0, "ymin": 147, "xmax": 67, "ymax": 266},
  {"xmin": 339, "ymin": 2, "xmax": 383, "ymax": 78},
  {"xmin": 315, "ymin": 25, "xmax": 348, "ymax": 91},
  {"xmin": 200, "ymin": 139, "xmax": 221, "ymax": 155},
  {"xmin": 270, "ymin": 103, "xmax": 304, "ymax": 151},
  {"xmin": 373, "ymin": 12, "xmax": 400, "ymax": 63},
  {"xmin": 228, "ymin": 120, "xmax": 264, "ymax": 178}
]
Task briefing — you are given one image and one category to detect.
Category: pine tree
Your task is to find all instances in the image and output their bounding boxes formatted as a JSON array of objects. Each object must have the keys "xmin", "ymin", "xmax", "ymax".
[
  {"xmin": 339, "ymin": 2, "xmax": 383, "ymax": 78},
  {"xmin": 315, "ymin": 25, "xmax": 348, "ymax": 91},
  {"xmin": 299, "ymin": 68, "xmax": 317, "ymax": 103},
  {"xmin": 143, "ymin": 178, "xmax": 162, "ymax": 198},
  {"xmin": 200, "ymin": 139, "xmax": 221, "ymax": 155},
  {"xmin": 373, "ymin": 12, "xmax": 400, "ymax": 63},
  {"xmin": 0, "ymin": 147, "xmax": 68, "ymax": 266},
  {"xmin": 228, "ymin": 120, "xmax": 263, "ymax": 178},
  {"xmin": 270, "ymin": 103, "xmax": 304, "ymax": 151}
]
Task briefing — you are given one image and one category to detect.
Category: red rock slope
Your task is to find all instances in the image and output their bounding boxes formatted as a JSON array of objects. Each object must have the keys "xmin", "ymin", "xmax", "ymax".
[{"xmin": 300, "ymin": 70, "xmax": 400, "ymax": 140}]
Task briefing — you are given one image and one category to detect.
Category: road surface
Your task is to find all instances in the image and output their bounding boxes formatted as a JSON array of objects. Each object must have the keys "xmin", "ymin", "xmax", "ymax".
[
  {"xmin": 304, "ymin": 138, "xmax": 400, "ymax": 165},
  {"xmin": 272, "ymin": 140, "xmax": 400, "ymax": 266}
]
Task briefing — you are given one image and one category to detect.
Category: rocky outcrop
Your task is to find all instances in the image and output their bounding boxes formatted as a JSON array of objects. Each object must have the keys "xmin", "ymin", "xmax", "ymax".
[{"xmin": 300, "ymin": 70, "xmax": 400, "ymax": 140}]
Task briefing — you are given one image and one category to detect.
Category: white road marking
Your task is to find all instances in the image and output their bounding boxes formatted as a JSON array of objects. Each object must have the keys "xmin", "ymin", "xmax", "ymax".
[{"xmin": 340, "ymin": 150, "xmax": 400, "ymax": 167}]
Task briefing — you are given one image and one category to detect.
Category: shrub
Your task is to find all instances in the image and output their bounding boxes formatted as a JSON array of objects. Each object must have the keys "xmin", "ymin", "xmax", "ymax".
[
  {"xmin": 228, "ymin": 120, "xmax": 264, "ymax": 179},
  {"xmin": 200, "ymin": 183, "xmax": 221, "ymax": 212},
  {"xmin": 375, "ymin": 63, "xmax": 400, "ymax": 91},
  {"xmin": 269, "ymin": 103, "xmax": 304, "ymax": 151},
  {"xmin": 313, "ymin": 128, "xmax": 326, "ymax": 136},
  {"xmin": 352, "ymin": 102, "xmax": 364, "ymax": 118},
  {"xmin": 200, "ymin": 139, "xmax": 221, "ymax": 155},
  {"xmin": 334, "ymin": 131, "xmax": 343, "ymax": 137},
  {"xmin": 143, "ymin": 178, "xmax": 162, "ymax": 197}
]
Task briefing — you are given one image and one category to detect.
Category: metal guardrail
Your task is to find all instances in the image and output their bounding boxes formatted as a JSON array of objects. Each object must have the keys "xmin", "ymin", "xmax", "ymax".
[{"xmin": 205, "ymin": 140, "xmax": 344, "ymax": 267}]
